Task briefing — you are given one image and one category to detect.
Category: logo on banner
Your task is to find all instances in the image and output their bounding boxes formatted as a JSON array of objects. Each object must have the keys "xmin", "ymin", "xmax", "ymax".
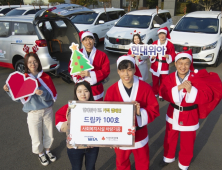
[
  {"xmin": 102, "ymin": 136, "xmax": 105, "ymax": 140},
  {"xmin": 85, "ymin": 136, "xmax": 98, "ymax": 141}
]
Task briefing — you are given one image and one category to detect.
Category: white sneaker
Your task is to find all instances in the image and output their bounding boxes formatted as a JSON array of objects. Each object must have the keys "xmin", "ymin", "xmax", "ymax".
[
  {"xmin": 38, "ymin": 155, "xmax": 49, "ymax": 166},
  {"xmin": 46, "ymin": 152, "xmax": 56, "ymax": 162}
]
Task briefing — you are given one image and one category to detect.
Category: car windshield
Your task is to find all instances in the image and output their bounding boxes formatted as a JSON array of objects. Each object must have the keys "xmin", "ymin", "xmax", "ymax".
[
  {"xmin": 174, "ymin": 17, "xmax": 219, "ymax": 34},
  {"xmin": 71, "ymin": 13, "xmax": 98, "ymax": 24},
  {"xmin": 5, "ymin": 9, "xmax": 26, "ymax": 16},
  {"xmin": 115, "ymin": 15, "xmax": 152, "ymax": 28}
]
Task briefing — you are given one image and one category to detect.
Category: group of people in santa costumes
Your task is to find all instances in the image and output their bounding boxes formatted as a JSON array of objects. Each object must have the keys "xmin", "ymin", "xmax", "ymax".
[{"xmin": 3, "ymin": 26, "xmax": 222, "ymax": 170}]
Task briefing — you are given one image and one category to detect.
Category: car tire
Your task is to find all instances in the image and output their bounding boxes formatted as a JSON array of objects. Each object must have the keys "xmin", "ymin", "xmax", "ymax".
[
  {"xmin": 94, "ymin": 34, "xmax": 99, "ymax": 47},
  {"xmin": 212, "ymin": 50, "xmax": 220, "ymax": 67},
  {"xmin": 15, "ymin": 59, "xmax": 25, "ymax": 73},
  {"xmin": 147, "ymin": 39, "xmax": 153, "ymax": 44}
]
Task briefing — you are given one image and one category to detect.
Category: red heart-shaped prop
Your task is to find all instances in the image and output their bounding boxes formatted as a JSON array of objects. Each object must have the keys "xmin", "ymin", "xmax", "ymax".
[{"xmin": 6, "ymin": 72, "xmax": 38, "ymax": 100}]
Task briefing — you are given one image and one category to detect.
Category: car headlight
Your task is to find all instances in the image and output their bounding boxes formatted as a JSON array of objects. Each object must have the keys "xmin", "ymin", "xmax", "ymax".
[
  {"xmin": 202, "ymin": 41, "xmax": 217, "ymax": 51},
  {"xmin": 140, "ymin": 34, "xmax": 146, "ymax": 40},
  {"xmin": 105, "ymin": 34, "xmax": 109, "ymax": 40}
]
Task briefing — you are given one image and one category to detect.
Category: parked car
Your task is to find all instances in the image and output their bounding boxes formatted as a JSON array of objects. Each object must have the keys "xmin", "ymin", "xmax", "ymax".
[
  {"xmin": 0, "ymin": 5, "xmax": 22, "ymax": 16},
  {"xmin": 104, "ymin": 9, "xmax": 172, "ymax": 53},
  {"xmin": 170, "ymin": 11, "xmax": 222, "ymax": 67},
  {"xmin": 0, "ymin": 6, "xmax": 94, "ymax": 83},
  {"xmin": 70, "ymin": 8, "xmax": 125, "ymax": 46},
  {"xmin": 5, "ymin": 6, "xmax": 51, "ymax": 16}
]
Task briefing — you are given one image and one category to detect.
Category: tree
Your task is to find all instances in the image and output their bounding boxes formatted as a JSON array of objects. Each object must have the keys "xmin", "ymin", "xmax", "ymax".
[
  {"xmin": 0, "ymin": 0, "xmax": 23, "ymax": 5},
  {"xmin": 146, "ymin": 0, "xmax": 158, "ymax": 9},
  {"xmin": 99, "ymin": 0, "xmax": 112, "ymax": 8},
  {"xmin": 48, "ymin": 0, "xmax": 65, "ymax": 6},
  {"xmin": 70, "ymin": 0, "xmax": 98, "ymax": 7},
  {"xmin": 187, "ymin": 0, "xmax": 220, "ymax": 11}
]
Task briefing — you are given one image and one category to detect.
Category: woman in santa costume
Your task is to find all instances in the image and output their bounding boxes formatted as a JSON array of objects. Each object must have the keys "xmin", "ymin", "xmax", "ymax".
[
  {"xmin": 104, "ymin": 55, "xmax": 160, "ymax": 170},
  {"xmin": 150, "ymin": 27, "xmax": 176, "ymax": 101},
  {"xmin": 55, "ymin": 80, "xmax": 99, "ymax": 170},
  {"xmin": 68, "ymin": 31, "xmax": 110, "ymax": 101},
  {"xmin": 128, "ymin": 32, "xmax": 149, "ymax": 81},
  {"xmin": 3, "ymin": 45, "xmax": 57, "ymax": 166},
  {"xmin": 159, "ymin": 50, "xmax": 222, "ymax": 170}
]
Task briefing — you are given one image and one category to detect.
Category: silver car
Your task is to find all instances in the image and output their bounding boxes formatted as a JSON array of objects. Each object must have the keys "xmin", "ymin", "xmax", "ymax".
[{"xmin": 0, "ymin": 5, "xmax": 94, "ymax": 81}]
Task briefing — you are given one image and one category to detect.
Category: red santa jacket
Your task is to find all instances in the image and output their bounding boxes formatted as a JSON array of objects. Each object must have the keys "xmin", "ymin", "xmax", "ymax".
[
  {"xmin": 21, "ymin": 71, "xmax": 57, "ymax": 104},
  {"xmin": 68, "ymin": 47, "xmax": 110, "ymax": 101},
  {"xmin": 150, "ymin": 39, "xmax": 176, "ymax": 77},
  {"xmin": 160, "ymin": 69, "xmax": 222, "ymax": 131},
  {"xmin": 55, "ymin": 104, "xmax": 68, "ymax": 131},
  {"xmin": 104, "ymin": 77, "xmax": 159, "ymax": 149}
]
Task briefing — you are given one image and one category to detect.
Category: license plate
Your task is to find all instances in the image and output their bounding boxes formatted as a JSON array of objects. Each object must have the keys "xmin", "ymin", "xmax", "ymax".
[{"xmin": 112, "ymin": 45, "xmax": 125, "ymax": 49}]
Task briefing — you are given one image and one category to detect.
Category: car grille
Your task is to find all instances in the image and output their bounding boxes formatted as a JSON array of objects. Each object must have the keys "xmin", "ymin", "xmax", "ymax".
[
  {"xmin": 106, "ymin": 47, "xmax": 129, "ymax": 53},
  {"xmin": 109, "ymin": 37, "xmax": 131, "ymax": 45},
  {"xmin": 174, "ymin": 44, "xmax": 201, "ymax": 54}
]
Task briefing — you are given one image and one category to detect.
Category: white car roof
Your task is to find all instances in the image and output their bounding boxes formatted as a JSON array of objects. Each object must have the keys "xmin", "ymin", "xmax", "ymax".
[
  {"xmin": 185, "ymin": 11, "xmax": 221, "ymax": 18},
  {"xmin": 127, "ymin": 9, "xmax": 169, "ymax": 16},
  {"xmin": 15, "ymin": 6, "xmax": 51, "ymax": 10},
  {"xmin": 0, "ymin": 5, "xmax": 21, "ymax": 9},
  {"xmin": 92, "ymin": 8, "xmax": 124, "ymax": 13}
]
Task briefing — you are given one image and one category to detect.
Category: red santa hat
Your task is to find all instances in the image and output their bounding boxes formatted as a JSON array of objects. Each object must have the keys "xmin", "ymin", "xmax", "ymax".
[
  {"xmin": 117, "ymin": 55, "xmax": 143, "ymax": 80},
  {"xmin": 157, "ymin": 27, "xmax": 171, "ymax": 39},
  {"xmin": 175, "ymin": 49, "xmax": 197, "ymax": 73},
  {"xmin": 79, "ymin": 31, "xmax": 94, "ymax": 41}
]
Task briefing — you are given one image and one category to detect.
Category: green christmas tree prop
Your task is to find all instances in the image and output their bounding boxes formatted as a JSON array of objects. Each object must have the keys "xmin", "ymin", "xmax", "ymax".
[{"xmin": 69, "ymin": 43, "xmax": 94, "ymax": 75}]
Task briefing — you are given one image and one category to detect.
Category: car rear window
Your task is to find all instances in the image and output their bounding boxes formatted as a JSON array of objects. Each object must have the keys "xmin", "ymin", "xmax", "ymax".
[
  {"xmin": 116, "ymin": 15, "xmax": 152, "ymax": 28},
  {"xmin": 13, "ymin": 22, "xmax": 36, "ymax": 35},
  {"xmin": 5, "ymin": 9, "xmax": 26, "ymax": 16},
  {"xmin": 174, "ymin": 17, "xmax": 219, "ymax": 34},
  {"xmin": 71, "ymin": 13, "xmax": 98, "ymax": 24}
]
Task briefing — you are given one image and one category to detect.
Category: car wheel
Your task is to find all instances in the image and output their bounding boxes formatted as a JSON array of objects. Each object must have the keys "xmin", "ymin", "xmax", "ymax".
[
  {"xmin": 15, "ymin": 59, "xmax": 25, "ymax": 73},
  {"xmin": 147, "ymin": 39, "xmax": 153, "ymax": 44},
  {"xmin": 94, "ymin": 34, "xmax": 99, "ymax": 47},
  {"xmin": 212, "ymin": 50, "xmax": 220, "ymax": 67}
]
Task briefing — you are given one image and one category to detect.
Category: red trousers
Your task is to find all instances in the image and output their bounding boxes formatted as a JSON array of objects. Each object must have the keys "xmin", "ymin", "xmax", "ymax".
[
  {"xmin": 163, "ymin": 122, "xmax": 196, "ymax": 168},
  {"xmin": 152, "ymin": 74, "xmax": 168, "ymax": 97},
  {"xmin": 115, "ymin": 143, "xmax": 150, "ymax": 170}
]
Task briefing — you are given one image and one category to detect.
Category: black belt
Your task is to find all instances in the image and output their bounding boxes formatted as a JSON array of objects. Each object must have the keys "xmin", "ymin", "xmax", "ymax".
[
  {"xmin": 91, "ymin": 81, "xmax": 102, "ymax": 86},
  {"xmin": 171, "ymin": 103, "xmax": 198, "ymax": 111},
  {"xmin": 136, "ymin": 126, "xmax": 145, "ymax": 131},
  {"xmin": 156, "ymin": 59, "xmax": 167, "ymax": 63}
]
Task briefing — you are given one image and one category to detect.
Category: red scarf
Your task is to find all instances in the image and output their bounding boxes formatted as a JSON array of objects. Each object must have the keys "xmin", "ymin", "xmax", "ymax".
[{"xmin": 20, "ymin": 71, "xmax": 57, "ymax": 104}]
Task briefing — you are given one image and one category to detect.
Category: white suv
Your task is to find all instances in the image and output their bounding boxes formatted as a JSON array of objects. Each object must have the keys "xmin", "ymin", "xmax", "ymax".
[
  {"xmin": 170, "ymin": 11, "xmax": 222, "ymax": 67},
  {"xmin": 71, "ymin": 8, "xmax": 125, "ymax": 46},
  {"xmin": 104, "ymin": 9, "xmax": 172, "ymax": 53},
  {"xmin": 5, "ymin": 6, "xmax": 51, "ymax": 16}
]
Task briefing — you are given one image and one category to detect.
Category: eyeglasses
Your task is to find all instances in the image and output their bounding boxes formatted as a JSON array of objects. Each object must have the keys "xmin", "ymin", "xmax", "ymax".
[{"xmin": 28, "ymin": 61, "xmax": 38, "ymax": 65}]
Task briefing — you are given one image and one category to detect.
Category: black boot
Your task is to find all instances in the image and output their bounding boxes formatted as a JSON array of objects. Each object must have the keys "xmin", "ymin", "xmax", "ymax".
[{"xmin": 159, "ymin": 160, "xmax": 169, "ymax": 167}]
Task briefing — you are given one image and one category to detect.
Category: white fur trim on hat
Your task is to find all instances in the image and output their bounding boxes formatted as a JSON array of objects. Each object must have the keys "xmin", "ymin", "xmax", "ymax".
[
  {"xmin": 175, "ymin": 53, "xmax": 192, "ymax": 62},
  {"xmin": 117, "ymin": 56, "xmax": 135, "ymax": 67},
  {"xmin": 81, "ymin": 32, "xmax": 94, "ymax": 40},
  {"xmin": 158, "ymin": 29, "xmax": 167, "ymax": 34}
]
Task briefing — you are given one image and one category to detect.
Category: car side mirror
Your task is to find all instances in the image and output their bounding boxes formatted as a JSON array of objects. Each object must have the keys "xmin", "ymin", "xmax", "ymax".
[
  {"xmin": 0, "ymin": 13, "xmax": 4, "ymax": 17},
  {"xmin": 170, "ymin": 25, "xmax": 175, "ymax": 29},
  {"xmin": 99, "ymin": 20, "xmax": 105, "ymax": 24},
  {"xmin": 154, "ymin": 24, "xmax": 160, "ymax": 28}
]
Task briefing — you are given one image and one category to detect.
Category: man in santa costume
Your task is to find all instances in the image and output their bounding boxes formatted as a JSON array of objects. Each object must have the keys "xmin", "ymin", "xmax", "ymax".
[
  {"xmin": 159, "ymin": 49, "xmax": 222, "ymax": 170},
  {"xmin": 150, "ymin": 27, "xmax": 176, "ymax": 101},
  {"xmin": 68, "ymin": 31, "xmax": 110, "ymax": 101},
  {"xmin": 104, "ymin": 55, "xmax": 160, "ymax": 170}
]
